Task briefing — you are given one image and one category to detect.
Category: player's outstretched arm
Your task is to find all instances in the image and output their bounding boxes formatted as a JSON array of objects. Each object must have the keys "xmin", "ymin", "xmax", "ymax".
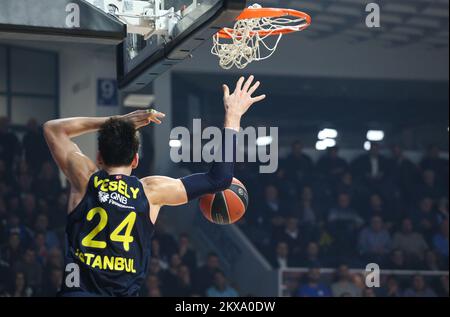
[
  {"xmin": 44, "ymin": 110, "xmax": 165, "ymax": 192},
  {"xmin": 142, "ymin": 76, "xmax": 266, "ymax": 210}
]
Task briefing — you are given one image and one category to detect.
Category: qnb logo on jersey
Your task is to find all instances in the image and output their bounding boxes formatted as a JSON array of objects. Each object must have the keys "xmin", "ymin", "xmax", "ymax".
[
  {"xmin": 98, "ymin": 191, "xmax": 110, "ymax": 203},
  {"xmin": 99, "ymin": 190, "xmax": 128, "ymax": 205},
  {"xmin": 94, "ymin": 176, "xmax": 139, "ymax": 209}
]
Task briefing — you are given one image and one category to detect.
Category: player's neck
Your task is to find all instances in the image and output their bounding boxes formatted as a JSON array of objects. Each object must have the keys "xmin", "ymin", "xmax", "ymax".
[{"xmin": 103, "ymin": 166, "xmax": 133, "ymax": 176}]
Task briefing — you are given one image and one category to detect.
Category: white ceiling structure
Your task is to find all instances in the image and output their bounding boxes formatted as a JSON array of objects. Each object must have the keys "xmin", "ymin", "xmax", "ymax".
[{"xmin": 260, "ymin": 0, "xmax": 449, "ymax": 48}]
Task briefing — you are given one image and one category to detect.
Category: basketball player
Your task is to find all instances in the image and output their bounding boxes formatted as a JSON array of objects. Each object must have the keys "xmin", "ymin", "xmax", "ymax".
[{"xmin": 43, "ymin": 76, "xmax": 265, "ymax": 296}]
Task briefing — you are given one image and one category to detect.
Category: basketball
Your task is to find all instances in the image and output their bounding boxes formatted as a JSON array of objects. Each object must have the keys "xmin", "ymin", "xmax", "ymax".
[{"xmin": 199, "ymin": 178, "xmax": 249, "ymax": 225}]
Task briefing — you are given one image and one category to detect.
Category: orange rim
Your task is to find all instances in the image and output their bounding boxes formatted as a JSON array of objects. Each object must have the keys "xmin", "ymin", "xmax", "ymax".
[{"xmin": 217, "ymin": 8, "xmax": 311, "ymax": 39}]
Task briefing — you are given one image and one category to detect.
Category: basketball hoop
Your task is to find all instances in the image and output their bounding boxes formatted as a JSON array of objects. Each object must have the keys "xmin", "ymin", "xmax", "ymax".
[{"xmin": 211, "ymin": 4, "xmax": 311, "ymax": 69}]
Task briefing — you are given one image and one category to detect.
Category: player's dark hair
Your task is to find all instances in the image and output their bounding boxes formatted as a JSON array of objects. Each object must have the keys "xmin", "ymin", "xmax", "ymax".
[{"xmin": 98, "ymin": 118, "xmax": 139, "ymax": 167}]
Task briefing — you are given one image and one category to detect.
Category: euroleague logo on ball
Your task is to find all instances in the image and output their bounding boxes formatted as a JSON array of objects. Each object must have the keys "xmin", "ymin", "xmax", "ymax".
[{"xmin": 199, "ymin": 178, "xmax": 248, "ymax": 225}]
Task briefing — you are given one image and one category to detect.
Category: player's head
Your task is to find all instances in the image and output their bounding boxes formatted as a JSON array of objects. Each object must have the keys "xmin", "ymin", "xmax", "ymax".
[{"xmin": 97, "ymin": 118, "xmax": 139, "ymax": 169}]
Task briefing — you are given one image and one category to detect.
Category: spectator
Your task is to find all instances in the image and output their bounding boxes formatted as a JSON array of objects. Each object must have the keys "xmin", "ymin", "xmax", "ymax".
[
  {"xmin": 10, "ymin": 271, "xmax": 33, "ymax": 297},
  {"xmin": 0, "ymin": 197, "xmax": 7, "ymax": 241},
  {"xmin": 0, "ymin": 260, "xmax": 11, "ymax": 296},
  {"xmin": 432, "ymin": 219, "xmax": 449, "ymax": 263},
  {"xmin": 335, "ymin": 171, "xmax": 360, "ymax": 200},
  {"xmin": 420, "ymin": 145, "xmax": 448, "ymax": 186},
  {"xmin": 258, "ymin": 184, "xmax": 288, "ymax": 230},
  {"xmin": 175, "ymin": 265, "xmax": 194, "ymax": 297},
  {"xmin": 297, "ymin": 186, "xmax": 320, "ymax": 226},
  {"xmin": 388, "ymin": 144, "xmax": 419, "ymax": 198},
  {"xmin": 411, "ymin": 197, "xmax": 436, "ymax": 241},
  {"xmin": 151, "ymin": 238, "xmax": 168, "ymax": 270},
  {"xmin": 351, "ymin": 273, "xmax": 366, "ymax": 294},
  {"xmin": 364, "ymin": 193, "xmax": 398, "ymax": 226},
  {"xmin": 34, "ymin": 213, "xmax": 59, "ymax": 250},
  {"xmin": 40, "ymin": 268, "xmax": 62, "ymax": 296},
  {"xmin": 153, "ymin": 226, "xmax": 178, "ymax": 260},
  {"xmin": 392, "ymin": 218, "xmax": 428, "ymax": 264},
  {"xmin": 148, "ymin": 257, "xmax": 164, "ymax": 281},
  {"xmin": 0, "ymin": 159, "xmax": 8, "ymax": 181},
  {"xmin": 194, "ymin": 252, "xmax": 221, "ymax": 295},
  {"xmin": 331, "ymin": 264, "xmax": 361, "ymax": 297},
  {"xmin": 177, "ymin": 233, "xmax": 197, "ymax": 272},
  {"xmin": 297, "ymin": 267, "xmax": 331, "ymax": 297},
  {"xmin": 422, "ymin": 250, "xmax": 442, "ymax": 271},
  {"xmin": 327, "ymin": 193, "xmax": 364, "ymax": 256},
  {"xmin": 33, "ymin": 161, "xmax": 62, "ymax": 202},
  {"xmin": 269, "ymin": 241, "xmax": 294, "ymax": 269},
  {"xmin": 0, "ymin": 232, "xmax": 23, "ymax": 266},
  {"xmin": 436, "ymin": 197, "xmax": 449, "ymax": 225},
  {"xmin": 270, "ymin": 167, "xmax": 298, "ymax": 202},
  {"xmin": 53, "ymin": 191, "xmax": 69, "ymax": 227},
  {"xmin": 352, "ymin": 143, "xmax": 389, "ymax": 187},
  {"xmin": 317, "ymin": 146, "xmax": 348, "ymax": 182},
  {"xmin": 282, "ymin": 140, "xmax": 314, "ymax": 186},
  {"xmin": 206, "ymin": 270, "xmax": 239, "ymax": 297},
  {"xmin": 415, "ymin": 169, "xmax": 446, "ymax": 202},
  {"xmin": 42, "ymin": 248, "xmax": 64, "ymax": 291},
  {"xmin": 14, "ymin": 248, "xmax": 43, "ymax": 291},
  {"xmin": 34, "ymin": 232, "xmax": 48, "ymax": 265},
  {"xmin": 358, "ymin": 216, "xmax": 391, "ymax": 263},
  {"xmin": 386, "ymin": 249, "xmax": 408, "ymax": 270},
  {"xmin": 20, "ymin": 193, "xmax": 37, "ymax": 229},
  {"xmin": 403, "ymin": 275, "xmax": 437, "ymax": 297},
  {"xmin": 299, "ymin": 242, "xmax": 324, "ymax": 268},
  {"xmin": 162, "ymin": 254, "xmax": 182, "ymax": 296},
  {"xmin": 436, "ymin": 275, "xmax": 449, "ymax": 297},
  {"xmin": 143, "ymin": 274, "xmax": 162, "ymax": 297},
  {"xmin": 328, "ymin": 193, "xmax": 364, "ymax": 227},
  {"xmin": 382, "ymin": 276, "xmax": 402, "ymax": 297},
  {"xmin": 45, "ymin": 248, "xmax": 63, "ymax": 272},
  {"xmin": 15, "ymin": 164, "xmax": 34, "ymax": 193},
  {"xmin": 274, "ymin": 216, "xmax": 302, "ymax": 258},
  {"xmin": 362, "ymin": 288, "xmax": 376, "ymax": 297}
]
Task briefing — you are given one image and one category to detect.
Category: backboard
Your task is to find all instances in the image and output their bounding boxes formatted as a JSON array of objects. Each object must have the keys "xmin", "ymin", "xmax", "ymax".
[{"xmin": 85, "ymin": 0, "xmax": 247, "ymax": 91}]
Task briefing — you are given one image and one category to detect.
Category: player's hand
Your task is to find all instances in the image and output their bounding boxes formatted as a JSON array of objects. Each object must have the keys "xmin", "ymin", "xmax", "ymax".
[
  {"xmin": 120, "ymin": 109, "xmax": 166, "ymax": 129},
  {"xmin": 222, "ymin": 75, "xmax": 266, "ymax": 119}
]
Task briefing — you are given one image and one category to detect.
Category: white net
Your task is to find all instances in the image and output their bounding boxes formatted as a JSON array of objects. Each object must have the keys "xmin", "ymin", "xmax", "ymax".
[{"xmin": 211, "ymin": 5, "xmax": 309, "ymax": 69}]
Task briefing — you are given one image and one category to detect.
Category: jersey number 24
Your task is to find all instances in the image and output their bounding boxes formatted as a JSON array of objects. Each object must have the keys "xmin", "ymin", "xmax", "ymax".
[{"xmin": 81, "ymin": 207, "xmax": 136, "ymax": 251}]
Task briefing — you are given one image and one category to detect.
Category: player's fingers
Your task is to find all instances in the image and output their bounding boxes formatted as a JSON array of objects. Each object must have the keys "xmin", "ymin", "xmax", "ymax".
[
  {"xmin": 251, "ymin": 94, "xmax": 266, "ymax": 103},
  {"xmin": 145, "ymin": 109, "xmax": 164, "ymax": 120},
  {"xmin": 235, "ymin": 76, "xmax": 245, "ymax": 93},
  {"xmin": 154, "ymin": 111, "xmax": 166, "ymax": 118},
  {"xmin": 149, "ymin": 117, "xmax": 162, "ymax": 124},
  {"xmin": 248, "ymin": 81, "xmax": 260, "ymax": 96},
  {"xmin": 242, "ymin": 75, "xmax": 254, "ymax": 93},
  {"xmin": 223, "ymin": 84, "xmax": 230, "ymax": 97}
]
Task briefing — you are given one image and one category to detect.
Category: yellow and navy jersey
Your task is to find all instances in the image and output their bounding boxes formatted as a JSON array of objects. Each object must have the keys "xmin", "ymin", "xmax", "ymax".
[{"xmin": 61, "ymin": 170, "xmax": 154, "ymax": 297}]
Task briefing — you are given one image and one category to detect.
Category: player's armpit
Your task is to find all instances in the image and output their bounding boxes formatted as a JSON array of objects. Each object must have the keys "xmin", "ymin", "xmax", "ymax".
[{"xmin": 141, "ymin": 176, "xmax": 189, "ymax": 207}]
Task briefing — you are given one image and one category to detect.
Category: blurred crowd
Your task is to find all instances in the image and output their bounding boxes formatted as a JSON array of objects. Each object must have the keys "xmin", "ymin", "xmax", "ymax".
[
  {"xmin": 283, "ymin": 265, "xmax": 448, "ymax": 297},
  {"xmin": 234, "ymin": 140, "xmax": 449, "ymax": 297},
  {"xmin": 0, "ymin": 118, "xmax": 238, "ymax": 297},
  {"xmin": 0, "ymin": 117, "xmax": 448, "ymax": 297}
]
